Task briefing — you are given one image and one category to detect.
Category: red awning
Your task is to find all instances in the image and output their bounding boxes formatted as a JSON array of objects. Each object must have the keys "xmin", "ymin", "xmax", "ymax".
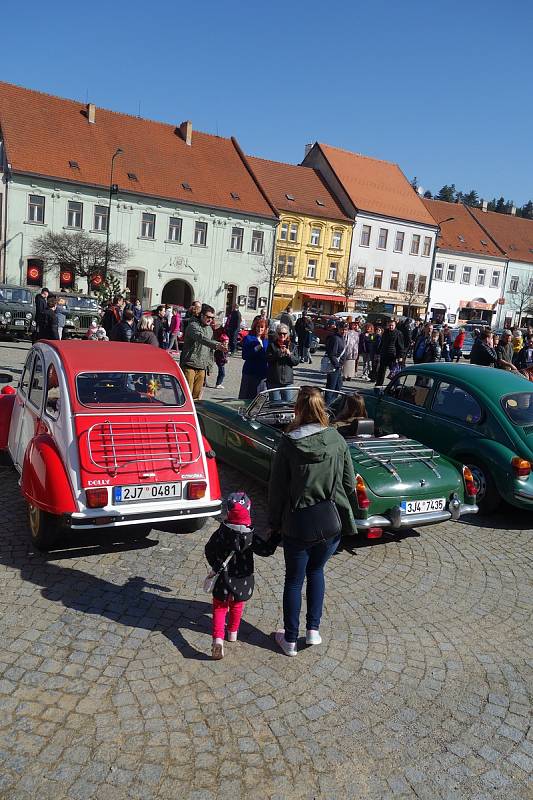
[
  {"xmin": 458, "ymin": 300, "xmax": 495, "ymax": 311},
  {"xmin": 301, "ymin": 292, "xmax": 346, "ymax": 303}
]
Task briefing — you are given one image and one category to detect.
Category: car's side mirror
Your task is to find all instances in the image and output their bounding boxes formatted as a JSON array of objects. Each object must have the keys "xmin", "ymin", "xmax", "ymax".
[{"xmin": 373, "ymin": 386, "xmax": 385, "ymax": 397}]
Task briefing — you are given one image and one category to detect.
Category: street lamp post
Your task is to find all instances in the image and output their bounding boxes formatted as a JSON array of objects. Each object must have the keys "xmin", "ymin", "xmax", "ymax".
[
  {"xmin": 425, "ymin": 216, "xmax": 454, "ymax": 321},
  {"xmin": 104, "ymin": 147, "xmax": 123, "ymax": 280}
]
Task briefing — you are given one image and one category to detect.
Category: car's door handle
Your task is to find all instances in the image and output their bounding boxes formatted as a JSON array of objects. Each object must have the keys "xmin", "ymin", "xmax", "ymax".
[{"xmin": 411, "ymin": 413, "xmax": 423, "ymax": 419}]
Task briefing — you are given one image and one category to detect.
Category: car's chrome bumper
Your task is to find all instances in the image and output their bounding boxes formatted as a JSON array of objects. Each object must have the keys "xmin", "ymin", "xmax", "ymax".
[
  {"xmin": 65, "ymin": 501, "xmax": 221, "ymax": 529},
  {"xmin": 356, "ymin": 502, "xmax": 478, "ymax": 531}
]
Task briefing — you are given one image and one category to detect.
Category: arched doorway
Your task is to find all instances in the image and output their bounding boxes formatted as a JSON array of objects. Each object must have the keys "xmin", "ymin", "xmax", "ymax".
[
  {"xmin": 161, "ymin": 279, "xmax": 193, "ymax": 308},
  {"xmin": 126, "ymin": 269, "xmax": 145, "ymax": 302}
]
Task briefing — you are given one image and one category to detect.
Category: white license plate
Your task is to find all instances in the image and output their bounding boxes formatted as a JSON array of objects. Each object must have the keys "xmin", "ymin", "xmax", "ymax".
[
  {"xmin": 401, "ymin": 498, "xmax": 445, "ymax": 515},
  {"xmin": 14, "ymin": 320, "xmax": 25, "ymax": 326},
  {"xmin": 113, "ymin": 482, "xmax": 181, "ymax": 504}
]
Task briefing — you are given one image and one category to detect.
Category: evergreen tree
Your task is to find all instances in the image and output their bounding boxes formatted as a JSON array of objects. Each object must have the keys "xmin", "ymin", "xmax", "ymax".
[
  {"xmin": 436, "ymin": 184, "xmax": 456, "ymax": 203},
  {"xmin": 463, "ymin": 190, "xmax": 479, "ymax": 207},
  {"xmin": 521, "ymin": 200, "xmax": 533, "ymax": 219},
  {"xmin": 411, "ymin": 176, "xmax": 419, "ymax": 191},
  {"xmin": 423, "ymin": 190, "xmax": 433, "ymax": 199}
]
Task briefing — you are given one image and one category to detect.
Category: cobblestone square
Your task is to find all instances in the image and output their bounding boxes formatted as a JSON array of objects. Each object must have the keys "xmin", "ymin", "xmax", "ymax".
[{"xmin": 0, "ymin": 342, "xmax": 531, "ymax": 799}]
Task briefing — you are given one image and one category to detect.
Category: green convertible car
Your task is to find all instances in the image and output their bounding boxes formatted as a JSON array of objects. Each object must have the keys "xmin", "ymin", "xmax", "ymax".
[
  {"xmin": 196, "ymin": 388, "xmax": 478, "ymax": 538},
  {"xmin": 360, "ymin": 363, "xmax": 533, "ymax": 513}
]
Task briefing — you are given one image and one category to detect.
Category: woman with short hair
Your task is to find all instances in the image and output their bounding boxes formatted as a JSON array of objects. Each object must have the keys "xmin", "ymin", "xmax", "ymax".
[
  {"xmin": 268, "ymin": 386, "xmax": 358, "ymax": 656},
  {"xmin": 133, "ymin": 314, "xmax": 159, "ymax": 347},
  {"xmin": 265, "ymin": 324, "xmax": 299, "ymax": 402}
]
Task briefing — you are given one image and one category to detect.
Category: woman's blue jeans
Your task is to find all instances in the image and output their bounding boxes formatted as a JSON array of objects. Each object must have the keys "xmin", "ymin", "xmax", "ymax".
[{"xmin": 282, "ymin": 534, "xmax": 341, "ymax": 643}]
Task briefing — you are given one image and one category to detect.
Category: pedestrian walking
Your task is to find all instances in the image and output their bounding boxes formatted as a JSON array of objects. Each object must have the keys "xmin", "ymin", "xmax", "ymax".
[
  {"xmin": 225, "ymin": 303, "xmax": 242, "ymax": 355},
  {"xmin": 110, "ymin": 309, "xmax": 135, "ymax": 342},
  {"xmin": 133, "ymin": 315, "xmax": 159, "ymax": 347},
  {"xmin": 238, "ymin": 317, "xmax": 269, "ymax": 399},
  {"xmin": 374, "ymin": 319, "xmax": 406, "ymax": 386},
  {"xmin": 182, "ymin": 301, "xmax": 202, "ymax": 335},
  {"xmin": 342, "ymin": 321, "xmax": 360, "ymax": 381},
  {"xmin": 132, "ymin": 298, "xmax": 143, "ymax": 324},
  {"xmin": 214, "ymin": 333, "xmax": 229, "ymax": 388},
  {"xmin": 439, "ymin": 325, "xmax": 453, "ymax": 362},
  {"xmin": 56, "ymin": 297, "xmax": 67, "ymax": 340},
  {"xmin": 359, "ymin": 323, "xmax": 374, "ymax": 381},
  {"xmin": 153, "ymin": 305, "xmax": 169, "ymax": 349},
  {"xmin": 295, "ymin": 312, "xmax": 314, "ymax": 363},
  {"xmin": 496, "ymin": 331, "xmax": 519, "ymax": 372},
  {"xmin": 469, "ymin": 329, "xmax": 498, "ymax": 367},
  {"xmin": 266, "ymin": 324, "xmax": 299, "ymax": 401},
  {"xmin": 268, "ymin": 386, "xmax": 358, "ymax": 656},
  {"xmin": 204, "ymin": 492, "xmax": 278, "ymax": 660},
  {"xmin": 38, "ymin": 296, "xmax": 59, "ymax": 340},
  {"xmin": 516, "ymin": 333, "xmax": 533, "ymax": 379},
  {"xmin": 34, "ymin": 287, "xmax": 49, "ymax": 341},
  {"xmin": 370, "ymin": 325, "xmax": 383, "ymax": 381},
  {"xmin": 181, "ymin": 303, "xmax": 226, "ymax": 400},
  {"xmin": 168, "ymin": 307, "xmax": 182, "ymax": 351},
  {"xmin": 323, "ymin": 320, "xmax": 345, "ymax": 398},
  {"xmin": 452, "ymin": 328, "xmax": 465, "ymax": 361},
  {"xmin": 101, "ymin": 296, "xmax": 125, "ymax": 336},
  {"xmin": 279, "ymin": 305, "xmax": 295, "ymax": 339},
  {"xmin": 413, "ymin": 323, "xmax": 438, "ymax": 364}
]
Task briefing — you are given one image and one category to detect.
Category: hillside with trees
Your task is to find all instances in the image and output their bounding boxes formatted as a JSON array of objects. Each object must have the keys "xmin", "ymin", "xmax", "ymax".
[{"xmin": 410, "ymin": 178, "xmax": 533, "ymax": 219}]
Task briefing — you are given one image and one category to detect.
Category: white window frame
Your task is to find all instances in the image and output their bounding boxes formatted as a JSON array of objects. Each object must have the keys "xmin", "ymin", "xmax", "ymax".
[
  {"xmin": 94, "ymin": 205, "xmax": 108, "ymax": 232},
  {"xmin": 417, "ymin": 275, "xmax": 427, "ymax": 294},
  {"xmin": 67, "ymin": 200, "xmax": 83, "ymax": 229},
  {"xmin": 280, "ymin": 222, "xmax": 288, "ymax": 241},
  {"xmin": 247, "ymin": 286, "xmax": 258, "ymax": 310},
  {"xmin": 446, "ymin": 264, "xmax": 456, "ymax": 282},
  {"xmin": 394, "ymin": 231, "xmax": 405, "ymax": 252},
  {"xmin": 434, "ymin": 262, "xmax": 444, "ymax": 280},
  {"xmin": 490, "ymin": 270, "xmax": 500, "ymax": 288},
  {"xmin": 251, "ymin": 230, "xmax": 264, "ymax": 254},
  {"xmin": 328, "ymin": 262, "xmax": 338, "ymax": 281},
  {"xmin": 476, "ymin": 268, "xmax": 486, "ymax": 286},
  {"xmin": 230, "ymin": 226, "xmax": 244, "ymax": 251},
  {"xmin": 406, "ymin": 273, "xmax": 416, "ymax": 293},
  {"xmin": 140, "ymin": 212, "xmax": 155, "ymax": 239},
  {"xmin": 194, "ymin": 221, "xmax": 207, "ymax": 246},
  {"xmin": 289, "ymin": 223, "xmax": 298, "ymax": 242},
  {"xmin": 390, "ymin": 271, "xmax": 399, "ymax": 291},
  {"xmin": 461, "ymin": 265, "xmax": 471, "ymax": 284},
  {"xmin": 277, "ymin": 255, "xmax": 286, "ymax": 276},
  {"xmin": 286, "ymin": 256, "xmax": 295, "ymax": 276},
  {"xmin": 28, "ymin": 194, "xmax": 45, "ymax": 224},
  {"xmin": 168, "ymin": 217, "xmax": 182, "ymax": 242},
  {"xmin": 331, "ymin": 230, "xmax": 342, "ymax": 249},
  {"xmin": 377, "ymin": 228, "xmax": 388, "ymax": 250},
  {"xmin": 306, "ymin": 259, "xmax": 317, "ymax": 279},
  {"xmin": 510, "ymin": 275, "xmax": 519, "ymax": 292},
  {"xmin": 310, "ymin": 227, "xmax": 321, "ymax": 246},
  {"xmin": 373, "ymin": 269, "xmax": 383, "ymax": 289},
  {"xmin": 356, "ymin": 267, "xmax": 366, "ymax": 288},
  {"xmin": 422, "ymin": 236, "xmax": 432, "ymax": 257},
  {"xmin": 410, "ymin": 234, "xmax": 421, "ymax": 255},
  {"xmin": 360, "ymin": 224, "xmax": 371, "ymax": 247}
]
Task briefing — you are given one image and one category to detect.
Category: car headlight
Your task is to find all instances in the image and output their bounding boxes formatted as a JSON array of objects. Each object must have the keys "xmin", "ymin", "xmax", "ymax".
[
  {"xmin": 0, "ymin": 315, "xmax": 5, "ymax": 324},
  {"xmin": 72, "ymin": 316, "xmax": 80, "ymax": 327},
  {"xmin": 65, "ymin": 319, "xmax": 74, "ymax": 327},
  {"xmin": 91, "ymin": 317, "xmax": 98, "ymax": 326},
  {"xmin": 25, "ymin": 312, "xmax": 32, "ymax": 319},
  {"xmin": 4, "ymin": 311, "xmax": 11, "ymax": 320}
]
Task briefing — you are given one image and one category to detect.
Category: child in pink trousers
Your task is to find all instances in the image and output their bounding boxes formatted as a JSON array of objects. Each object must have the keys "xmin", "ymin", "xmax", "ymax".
[{"xmin": 204, "ymin": 492, "xmax": 277, "ymax": 659}]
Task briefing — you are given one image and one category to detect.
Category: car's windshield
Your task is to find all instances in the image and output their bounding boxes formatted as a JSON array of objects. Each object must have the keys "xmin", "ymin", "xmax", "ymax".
[
  {"xmin": 0, "ymin": 287, "xmax": 33, "ymax": 304},
  {"xmin": 501, "ymin": 393, "xmax": 533, "ymax": 426},
  {"xmin": 76, "ymin": 372, "xmax": 186, "ymax": 407},
  {"xmin": 63, "ymin": 296, "xmax": 100, "ymax": 311}
]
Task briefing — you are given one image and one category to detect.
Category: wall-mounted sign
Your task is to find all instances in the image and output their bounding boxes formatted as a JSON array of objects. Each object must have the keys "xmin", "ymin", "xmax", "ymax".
[
  {"xmin": 238, "ymin": 295, "xmax": 247, "ymax": 306},
  {"xmin": 258, "ymin": 296, "xmax": 268, "ymax": 308},
  {"xmin": 447, "ymin": 313, "xmax": 457, "ymax": 324}
]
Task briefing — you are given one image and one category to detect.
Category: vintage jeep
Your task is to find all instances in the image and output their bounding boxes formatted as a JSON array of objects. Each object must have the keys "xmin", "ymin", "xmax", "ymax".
[
  {"xmin": 0, "ymin": 284, "xmax": 35, "ymax": 339},
  {"xmin": 58, "ymin": 293, "xmax": 101, "ymax": 338},
  {"xmin": 0, "ymin": 341, "xmax": 221, "ymax": 549}
]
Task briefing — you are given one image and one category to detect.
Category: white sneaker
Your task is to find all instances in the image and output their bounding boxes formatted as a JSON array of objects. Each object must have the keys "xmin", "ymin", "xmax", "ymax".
[
  {"xmin": 211, "ymin": 638, "xmax": 224, "ymax": 659},
  {"xmin": 275, "ymin": 631, "xmax": 297, "ymax": 657},
  {"xmin": 215, "ymin": 384, "xmax": 224, "ymax": 389},
  {"xmin": 306, "ymin": 629, "xmax": 322, "ymax": 645},
  {"xmin": 227, "ymin": 630, "xmax": 238, "ymax": 642}
]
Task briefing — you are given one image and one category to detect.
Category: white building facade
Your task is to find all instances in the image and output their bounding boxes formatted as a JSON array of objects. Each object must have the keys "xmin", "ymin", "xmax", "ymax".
[{"xmin": 430, "ymin": 250, "xmax": 506, "ymax": 325}]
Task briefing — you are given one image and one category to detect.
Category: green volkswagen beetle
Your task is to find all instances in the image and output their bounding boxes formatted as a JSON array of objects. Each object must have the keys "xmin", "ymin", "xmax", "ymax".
[
  {"xmin": 196, "ymin": 388, "xmax": 478, "ymax": 539},
  {"xmin": 360, "ymin": 363, "xmax": 533, "ymax": 513}
]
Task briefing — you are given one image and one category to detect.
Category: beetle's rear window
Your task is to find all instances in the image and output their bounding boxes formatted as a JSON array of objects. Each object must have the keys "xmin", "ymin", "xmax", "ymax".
[
  {"xmin": 501, "ymin": 393, "xmax": 533, "ymax": 426},
  {"xmin": 76, "ymin": 372, "xmax": 186, "ymax": 407}
]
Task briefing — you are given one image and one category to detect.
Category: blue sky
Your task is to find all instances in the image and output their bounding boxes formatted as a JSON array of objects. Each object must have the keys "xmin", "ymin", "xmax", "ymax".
[{"xmin": 2, "ymin": 0, "xmax": 532, "ymax": 204}]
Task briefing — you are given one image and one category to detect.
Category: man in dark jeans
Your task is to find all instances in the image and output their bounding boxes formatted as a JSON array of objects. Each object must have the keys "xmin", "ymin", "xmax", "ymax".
[
  {"xmin": 38, "ymin": 296, "xmax": 59, "ymax": 340},
  {"xmin": 374, "ymin": 319, "xmax": 406, "ymax": 386},
  {"xmin": 225, "ymin": 304, "xmax": 242, "ymax": 355},
  {"xmin": 325, "ymin": 321, "xmax": 345, "ymax": 399},
  {"xmin": 34, "ymin": 287, "xmax": 49, "ymax": 341}
]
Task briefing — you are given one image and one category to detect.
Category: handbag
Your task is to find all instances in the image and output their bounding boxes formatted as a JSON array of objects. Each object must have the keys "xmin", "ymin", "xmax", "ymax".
[
  {"xmin": 288, "ymin": 468, "xmax": 341, "ymax": 543},
  {"xmin": 202, "ymin": 551, "xmax": 234, "ymax": 593},
  {"xmin": 320, "ymin": 346, "xmax": 345, "ymax": 374}
]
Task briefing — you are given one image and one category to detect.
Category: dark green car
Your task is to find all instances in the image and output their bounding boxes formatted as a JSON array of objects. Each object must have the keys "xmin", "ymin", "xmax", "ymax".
[
  {"xmin": 360, "ymin": 363, "xmax": 533, "ymax": 513},
  {"xmin": 196, "ymin": 388, "xmax": 478, "ymax": 538}
]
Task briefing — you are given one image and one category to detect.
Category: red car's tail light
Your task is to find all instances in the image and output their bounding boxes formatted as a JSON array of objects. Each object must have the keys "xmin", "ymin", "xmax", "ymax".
[
  {"xmin": 85, "ymin": 488, "xmax": 108, "ymax": 508},
  {"xmin": 366, "ymin": 527, "xmax": 383, "ymax": 539},
  {"xmin": 462, "ymin": 466, "xmax": 478, "ymax": 497},
  {"xmin": 187, "ymin": 481, "xmax": 207, "ymax": 500},
  {"xmin": 355, "ymin": 474, "xmax": 370, "ymax": 509},
  {"xmin": 511, "ymin": 456, "xmax": 531, "ymax": 478}
]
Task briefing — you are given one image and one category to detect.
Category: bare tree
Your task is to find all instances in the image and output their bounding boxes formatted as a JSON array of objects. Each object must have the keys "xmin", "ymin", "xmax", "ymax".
[
  {"xmin": 507, "ymin": 275, "xmax": 533, "ymax": 326},
  {"xmin": 32, "ymin": 231, "xmax": 129, "ymax": 294},
  {"xmin": 401, "ymin": 273, "xmax": 427, "ymax": 319},
  {"xmin": 253, "ymin": 245, "xmax": 283, "ymax": 316}
]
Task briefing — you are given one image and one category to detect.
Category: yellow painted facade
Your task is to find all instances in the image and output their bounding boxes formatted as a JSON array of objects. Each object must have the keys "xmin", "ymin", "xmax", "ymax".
[{"xmin": 271, "ymin": 213, "xmax": 353, "ymax": 316}]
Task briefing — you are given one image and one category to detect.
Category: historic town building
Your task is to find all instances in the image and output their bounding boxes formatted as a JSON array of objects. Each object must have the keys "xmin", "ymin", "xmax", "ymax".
[
  {"xmin": 302, "ymin": 143, "xmax": 438, "ymax": 318},
  {"xmin": 423, "ymin": 199, "xmax": 507, "ymax": 325},
  {"xmin": 246, "ymin": 156, "xmax": 353, "ymax": 316},
  {"xmin": 0, "ymin": 82, "xmax": 277, "ymax": 324}
]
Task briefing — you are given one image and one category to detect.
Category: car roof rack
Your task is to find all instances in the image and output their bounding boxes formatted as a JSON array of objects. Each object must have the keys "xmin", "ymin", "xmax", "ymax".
[{"xmin": 350, "ymin": 439, "xmax": 441, "ymax": 482}]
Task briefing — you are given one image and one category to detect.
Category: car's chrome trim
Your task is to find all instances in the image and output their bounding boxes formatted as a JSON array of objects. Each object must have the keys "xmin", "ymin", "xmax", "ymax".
[
  {"xmin": 66, "ymin": 501, "xmax": 221, "ymax": 529},
  {"xmin": 356, "ymin": 503, "xmax": 477, "ymax": 531},
  {"xmin": 513, "ymin": 489, "xmax": 533, "ymax": 501}
]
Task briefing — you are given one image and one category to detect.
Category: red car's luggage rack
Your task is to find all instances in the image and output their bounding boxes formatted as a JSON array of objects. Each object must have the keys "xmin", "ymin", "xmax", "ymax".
[
  {"xmin": 349, "ymin": 439, "xmax": 441, "ymax": 482},
  {"xmin": 86, "ymin": 419, "xmax": 201, "ymax": 476}
]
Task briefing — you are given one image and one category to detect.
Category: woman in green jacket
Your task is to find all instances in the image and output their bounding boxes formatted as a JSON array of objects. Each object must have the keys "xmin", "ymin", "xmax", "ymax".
[{"xmin": 268, "ymin": 386, "xmax": 358, "ymax": 656}]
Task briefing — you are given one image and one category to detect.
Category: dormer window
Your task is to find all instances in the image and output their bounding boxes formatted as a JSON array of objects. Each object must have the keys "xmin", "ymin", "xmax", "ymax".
[
  {"xmin": 285, "ymin": 193, "xmax": 295, "ymax": 201},
  {"xmin": 230, "ymin": 192, "xmax": 240, "ymax": 200},
  {"xmin": 127, "ymin": 172, "xmax": 138, "ymax": 181},
  {"xmin": 316, "ymin": 199, "xmax": 325, "ymax": 206},
  {"xmin": 182, "ymin": 182, "xmax": 192, "ymax": 192},
  {"xmin": 68, "ymin": 160, "xmax": 79, "ymax": 169}
]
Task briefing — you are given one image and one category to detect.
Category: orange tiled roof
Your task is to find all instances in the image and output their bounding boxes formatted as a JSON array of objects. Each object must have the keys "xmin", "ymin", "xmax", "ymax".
[
  {"xmin": 317, "ymin": 143, "xmax": 436, "ymax": 226},
  {"xmin": 423, "ymin": 199, "xmax": 504, "ymax": 258},
  {"xmin": 468, "ymin": 206, "xmax": 533, "ymax": 265},
  {"xmin": 0, "ymin": 81, "xmax": 276, "ymax": 219},
  {"xmin": 246, "ymin": 155, "xmax": 351, "ymax": 222}
]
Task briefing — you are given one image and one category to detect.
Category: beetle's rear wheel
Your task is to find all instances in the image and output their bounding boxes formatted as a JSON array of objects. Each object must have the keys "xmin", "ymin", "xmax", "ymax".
[
  {"xmin": 28, "ymin": 504, "xmax": 62, "ymax": 550},
  {"xmin": 466, "ymin": 462, "xmax": 500, "ymax": 514}
]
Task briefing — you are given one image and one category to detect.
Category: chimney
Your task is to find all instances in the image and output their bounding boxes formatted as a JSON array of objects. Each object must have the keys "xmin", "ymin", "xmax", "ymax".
[
  {"xmin": 481, "ymin": 200, "xmax": 488, "ymax": 212},
  {"xmin": 511, "ymin": 204, "xmax": 517, "ymax": 216},
  {"xmin": 86, "ymin": 103, "xmax": 96, "ymax": 124},
  {"xmin": 179, "ymin": 120, "xmax": 192, "ymax": 146},
  {"xmin": 304, "ymin": 142, "xmax": 313, "ymax": 158}
]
